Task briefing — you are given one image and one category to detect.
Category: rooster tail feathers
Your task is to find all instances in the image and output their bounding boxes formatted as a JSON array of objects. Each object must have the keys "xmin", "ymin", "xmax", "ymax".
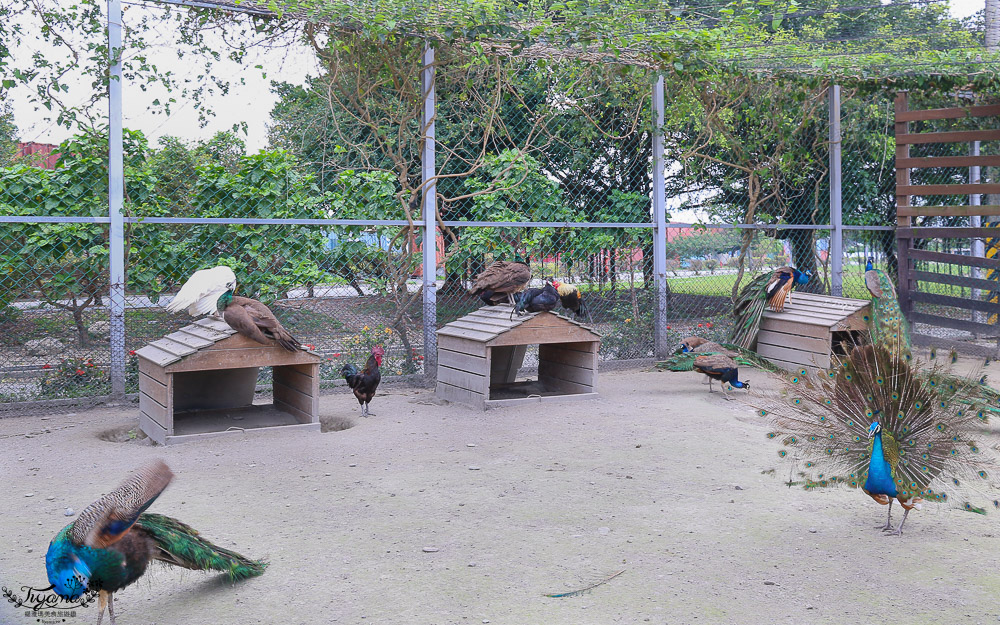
[
  {"xmin": 138, "ymin": 513, "xmax": 266, "ymax": 581},
  {"xmin": 341, "ymin": 363, "xmax": 359, "ymax": 385}
]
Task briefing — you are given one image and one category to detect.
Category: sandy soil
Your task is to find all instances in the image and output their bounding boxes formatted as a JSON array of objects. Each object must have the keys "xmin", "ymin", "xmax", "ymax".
[{"xmin": 2, "ymin": 366, "xmax": 1000, "ymax": 625}]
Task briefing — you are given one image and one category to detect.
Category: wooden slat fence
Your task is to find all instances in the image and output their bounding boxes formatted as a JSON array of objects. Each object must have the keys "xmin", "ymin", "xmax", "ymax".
[{"xmin": 895, "ymin": 93, "xmax": 1000, "ymax": 355}]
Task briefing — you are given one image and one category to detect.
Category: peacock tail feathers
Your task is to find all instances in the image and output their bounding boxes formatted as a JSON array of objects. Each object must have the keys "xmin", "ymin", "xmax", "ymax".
[
  {"xmin": 729, "ymin": 272, "xmax": 772, "ymax": 350},
  {"xmin": 136, "ymin": 513, "xmax": 267, "ymax": 581},
  {"xmin": 864, "ymin": 267, "xmax": 911, "ymax": 359},
  {"xmin": 754, "ymin": 340, "xmax": 1000, "ymax": 513}
]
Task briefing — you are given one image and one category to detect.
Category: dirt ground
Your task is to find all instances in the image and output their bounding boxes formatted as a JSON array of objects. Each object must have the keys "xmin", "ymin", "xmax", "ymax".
[{"xmin": 3, "ymin": 365, "xmax": 1000, "ymax": 625}]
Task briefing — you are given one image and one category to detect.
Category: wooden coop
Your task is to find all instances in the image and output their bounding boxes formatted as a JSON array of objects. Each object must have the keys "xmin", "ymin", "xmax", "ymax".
[
  {"xmin": 136, "ymin": 316, "xmax": 321, "ymax": 445},
  {"xmin": 436, "ymin": 306, "xmax": 602, "ymax": 410},
  {"xmin": 757, "ymin": 292, "xmax": 871, "ymax": 372}
]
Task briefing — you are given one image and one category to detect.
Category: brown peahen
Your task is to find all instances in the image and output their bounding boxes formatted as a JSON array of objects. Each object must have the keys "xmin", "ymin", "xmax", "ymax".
[
  {"xmin": 469, "ymin": 256, "xmax": 531, "ymax": 306},
  {"xmin": 691, "ymin": 353, "xmax": 750, "ymax": 400},
  {"xmin": 45, "ymin": 460, "xmax": 266, "ymax": 624},
  {"xmin": 217, "ymin": 289, "xmax": 301, "ymax": 352},
  {"xmin": 755, "ymin": 340, "xmax": 1000, "ymax": 534},
  {"xmin": 729, "ymin": 267, "xmax": 812, "ymax": 349}
]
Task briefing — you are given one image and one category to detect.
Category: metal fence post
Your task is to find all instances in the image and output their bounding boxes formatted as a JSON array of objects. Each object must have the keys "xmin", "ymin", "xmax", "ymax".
[
  {"xmin": 652, "ymin": 75, "xmax": 669, "ymax": 357},
  {"xmin": 108, "ymin": 0, "xmax": 126, "ymax": 398},
  {"xmin": 828, "ymin": 84, "xmax": 843, "ymax": 297},
  {"xmin": 971, "ymin": 141, "xmax": 983, "ymax": 326},
  {"xmin": 421, "ymin": 42, "xmax": 438, "ymax": 380}
]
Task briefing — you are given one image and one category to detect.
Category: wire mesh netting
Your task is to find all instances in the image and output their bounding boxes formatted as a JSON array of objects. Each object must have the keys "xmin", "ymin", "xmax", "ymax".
[{"xmin": 4, "ymin": 0, "xmax": 996, "ymax": 412}]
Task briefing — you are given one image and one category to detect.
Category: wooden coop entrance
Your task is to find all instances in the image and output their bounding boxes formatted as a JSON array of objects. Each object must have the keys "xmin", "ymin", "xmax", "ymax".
[
  {"xmin": 894, "ymin": 93, "xmax": 1000, "ymax": 357},
  {"xmin": 757, "ymin": 292, "xmax": 871, "ymax": 371},
  {"xmin": 136, "ymin": 317, "xmax": 321, "ymax": 445},
  {"xmin": 436, "ymin": 306, "xmax": 601, "ymax": 409}
]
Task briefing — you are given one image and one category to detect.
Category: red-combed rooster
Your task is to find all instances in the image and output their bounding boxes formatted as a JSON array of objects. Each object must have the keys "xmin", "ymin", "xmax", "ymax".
[{"xmin": 341, "ymin": 345, "xmax": 384, "ymax": 417}]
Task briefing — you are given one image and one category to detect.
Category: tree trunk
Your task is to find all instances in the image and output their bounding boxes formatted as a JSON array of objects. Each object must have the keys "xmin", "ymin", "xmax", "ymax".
[
  {"xmin": 787, "ymin": 229, "xmax": 823, "ymax": 294},
  {"xmin": 73, "ymin": 304, "xmax": 89, "ymax": 347}
]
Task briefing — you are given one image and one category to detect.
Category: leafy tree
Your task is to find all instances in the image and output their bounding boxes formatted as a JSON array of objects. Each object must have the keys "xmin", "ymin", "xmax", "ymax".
[
  {"xmin": 0, "ymin": 128, "xmax": 161, "ymax": 344},
  {"xmin": 0, "ymin": 101, "xmax": 17, "ymax": 167}
]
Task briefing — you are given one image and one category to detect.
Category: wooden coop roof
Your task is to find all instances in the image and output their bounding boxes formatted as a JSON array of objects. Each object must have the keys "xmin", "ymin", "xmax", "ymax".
[
  {"xmin": 760, "ymin": 292, "xmax": 870, "ymax": 331},
  {"xmin": 437, "ymin": 306, "xmax": 601, "ymax": 346},
  {"xmin": 136, "ymin": 316, "xmax": 317, "ymax": 371}
]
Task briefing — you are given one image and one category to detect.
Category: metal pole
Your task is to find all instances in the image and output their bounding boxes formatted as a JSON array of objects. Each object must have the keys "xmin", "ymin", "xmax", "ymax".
[
  {"xmin": 108, "ymin": 0, "xmax": 126, "ymax": 398},
  {"xmin": 971, "ymin": 141, "xmax": 983, "ymax": 326},
  {"xmin": 987, "ymin": 0, "xmax": 999, "ymax": 51},
  {"xmin": 421, "ymin": 43, "xmax": 438, "ymax": 379},
  {"xmin": 828, "ymin": 84, "xmax": 843, "ymax": 297},
  {"xmin": 652, "ymin": 75, "xmax": 669, "ymax": 357}
]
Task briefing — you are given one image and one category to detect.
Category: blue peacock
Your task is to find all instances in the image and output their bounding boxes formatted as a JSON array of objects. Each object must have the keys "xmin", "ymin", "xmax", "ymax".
[
  {"xmin": 730, "ymin": 266, "xmax": 812, "ymax": 349},
  {"xmin": 45, "ymin": 460, "xmax": 266, "ymax": 624},
  {"xmin": 756, "ymin": 340, "xmax": 1000, "ymax": 534}
]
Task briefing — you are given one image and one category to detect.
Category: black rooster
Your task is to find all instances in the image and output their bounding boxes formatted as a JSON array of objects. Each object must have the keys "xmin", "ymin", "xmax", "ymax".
[
  {"xmin": 512, "ymin": 282, "xmax": 559, "ymax": 318},
  {"xmin": 341, "ymin": 345, "xmax": 384, "ymax": 417}
]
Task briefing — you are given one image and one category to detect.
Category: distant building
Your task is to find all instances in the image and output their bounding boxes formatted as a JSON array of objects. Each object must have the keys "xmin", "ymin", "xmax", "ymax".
[
  {"xmin": 16, "ymin": 142, "xmax": 59, "ymax": 169},
  {"xmin": 665, "ymin": 222, "xmax": 725, "ymax": 242}
]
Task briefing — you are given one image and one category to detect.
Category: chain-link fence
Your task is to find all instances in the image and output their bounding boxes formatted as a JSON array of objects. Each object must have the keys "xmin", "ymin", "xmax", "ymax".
[{"xmin": 0, "ymin": 2, "xmax": 944, "ymax": 412}]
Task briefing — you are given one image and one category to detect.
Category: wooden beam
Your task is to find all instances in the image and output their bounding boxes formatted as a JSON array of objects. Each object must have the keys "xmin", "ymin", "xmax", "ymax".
[
  {"xmin": 897, "ymin": 184, "xmax": 1000, "ymax": 197},
  {"xmin": 897, "ymin": 227, "xmax": 1000, "ymax": 239},
  {"xmin": 908, "ymin": 249, "xmax": 1000, "ymax": 270},
  {"xmin": 895, "ymin": 103, "xmax": 1000, "ymax": 122},
  {"xmin": 896, "ymin": 155, "xmax": 1000, "ymax": 169},
  {"xmin": 908, "ymin": 311, "xmax": 1000, "ymax": 337},
  {"xmin": 909, "ymin": 291, "xmax": 1000, "ymax": 315},
  {"xmin": 895, "ymin": 92, "xmax": 912, "ymax": 316},
  {"xmin": 895, "ymin": 129, "xmax": 1000, "ymax": 145},
  {"xmin": 896, "ymin": 205, "xmax": 1000, "ymax": 217},
  {"xmin": 912, "ymin": 270, "xmax": 1000, "ymax": 292}
]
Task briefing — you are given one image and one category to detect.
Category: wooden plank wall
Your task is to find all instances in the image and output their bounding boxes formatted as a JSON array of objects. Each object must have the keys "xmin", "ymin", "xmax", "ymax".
[
  {"xmin": 273, "ymin": 363, "xmax": 319, "ymax": 424},
  {"xmin": 894, "ymin": 94, "xmax": 1000, "ymax": 350},
  {"xmin": 538, "ymin": 341, "xmax": 598, "ymax": 394}
]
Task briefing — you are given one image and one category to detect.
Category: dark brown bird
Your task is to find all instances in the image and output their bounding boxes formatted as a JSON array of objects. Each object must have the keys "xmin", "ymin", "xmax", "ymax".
[
  {"xmin": 216, "ymin": 290, "xmax": 301, "ymax": 352},
  {"xmin": 342, "ymin": 345, "xmax": 384, "ymax": 417},
  {"xmin": 469, "ymin": 256, "xmax": 531, "ymax": 306}
]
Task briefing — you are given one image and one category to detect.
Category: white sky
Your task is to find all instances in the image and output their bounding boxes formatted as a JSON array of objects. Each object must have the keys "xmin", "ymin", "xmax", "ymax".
[{"xmin": 8, "ymin": 0, "xmax": 991, "ymax": 156}]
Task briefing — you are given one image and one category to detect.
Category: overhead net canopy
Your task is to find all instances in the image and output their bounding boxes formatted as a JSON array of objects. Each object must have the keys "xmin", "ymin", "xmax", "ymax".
[{"xmin": 179, "ymin": 0, "xmax": 998, "ymax": 80}]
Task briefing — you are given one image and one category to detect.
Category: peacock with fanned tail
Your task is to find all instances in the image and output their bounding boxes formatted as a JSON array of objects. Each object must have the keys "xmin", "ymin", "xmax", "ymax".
[
  {"xmin": 45, "ymin": 460, "xmax": 266, "ymax": 624},
  {"xmin": 755, "ymin": 340, "xmax": 1000, "ymax": 534},
  {"xmin": 730, "ymin": 266, "xmax": 812, "ymax": 350}
]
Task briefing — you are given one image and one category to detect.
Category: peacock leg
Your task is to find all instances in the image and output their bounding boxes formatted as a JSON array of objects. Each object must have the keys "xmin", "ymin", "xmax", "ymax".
[
  {"xmin": 96, "ymin": 591, "xmax": 107, "ymax": 625},
  {"xmin": 877, "ymin": 499, "xmax": 894, "ymax": 530},
  {"xmin": 721, "ymin": 384, "xmax": 732, "ymax": 401},
  {"xmin": 366, "ymin": 402, "xmax": 376, "ymax": 417},
  {"xmin": 886, "ymin": 508, "xmax": 910, "ymax": 536},
  {"xmin": 707, "ymin": 378, "xmax": 714, "ymax": 393},
  {"xmin": 107, "ymin": 592, "xmax": 117, "ymax": 625}
]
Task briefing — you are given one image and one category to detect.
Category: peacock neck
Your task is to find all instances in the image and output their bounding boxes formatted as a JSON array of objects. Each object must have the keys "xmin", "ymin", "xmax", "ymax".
[
  {"xmin": 216, "ymin": 290, "xmax": 233, "ymax": 313},
  {"xmin": 864, "ymin": 432, "xmax": 897, "ymax": 497}
]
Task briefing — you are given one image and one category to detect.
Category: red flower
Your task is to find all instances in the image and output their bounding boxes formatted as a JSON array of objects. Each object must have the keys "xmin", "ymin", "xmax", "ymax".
[
  {"xmin": 333, "ymin": 352, "xmax": 341, "ymax": 357},
  {"xmin": 418, "ymin": 356, "xmax": 424, "ymax": 360},
  {"xmin": 42, "ymin": 364, "xmax": 51, "ymax": 370},
  {"xmin": 666, "ymin": 325, "xmax": 671, "ymax": 330},
  {"xmin": 697, "ymin": 323, "xmax": 703, "ymax": 328},
  {"xmin": 305, "ymin": 344, "xmax": 316, "ymax": 350},
  {"xmin": 706, "ymin": 322, "xmax": 713, "ymax": 328},
  {"xmin": 75, "ymin": 369, "xmax": 85, "ymax": 375},
  {"xmin": 128, "ymin": 350, "xmax": 136, "ymax": 356}
]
